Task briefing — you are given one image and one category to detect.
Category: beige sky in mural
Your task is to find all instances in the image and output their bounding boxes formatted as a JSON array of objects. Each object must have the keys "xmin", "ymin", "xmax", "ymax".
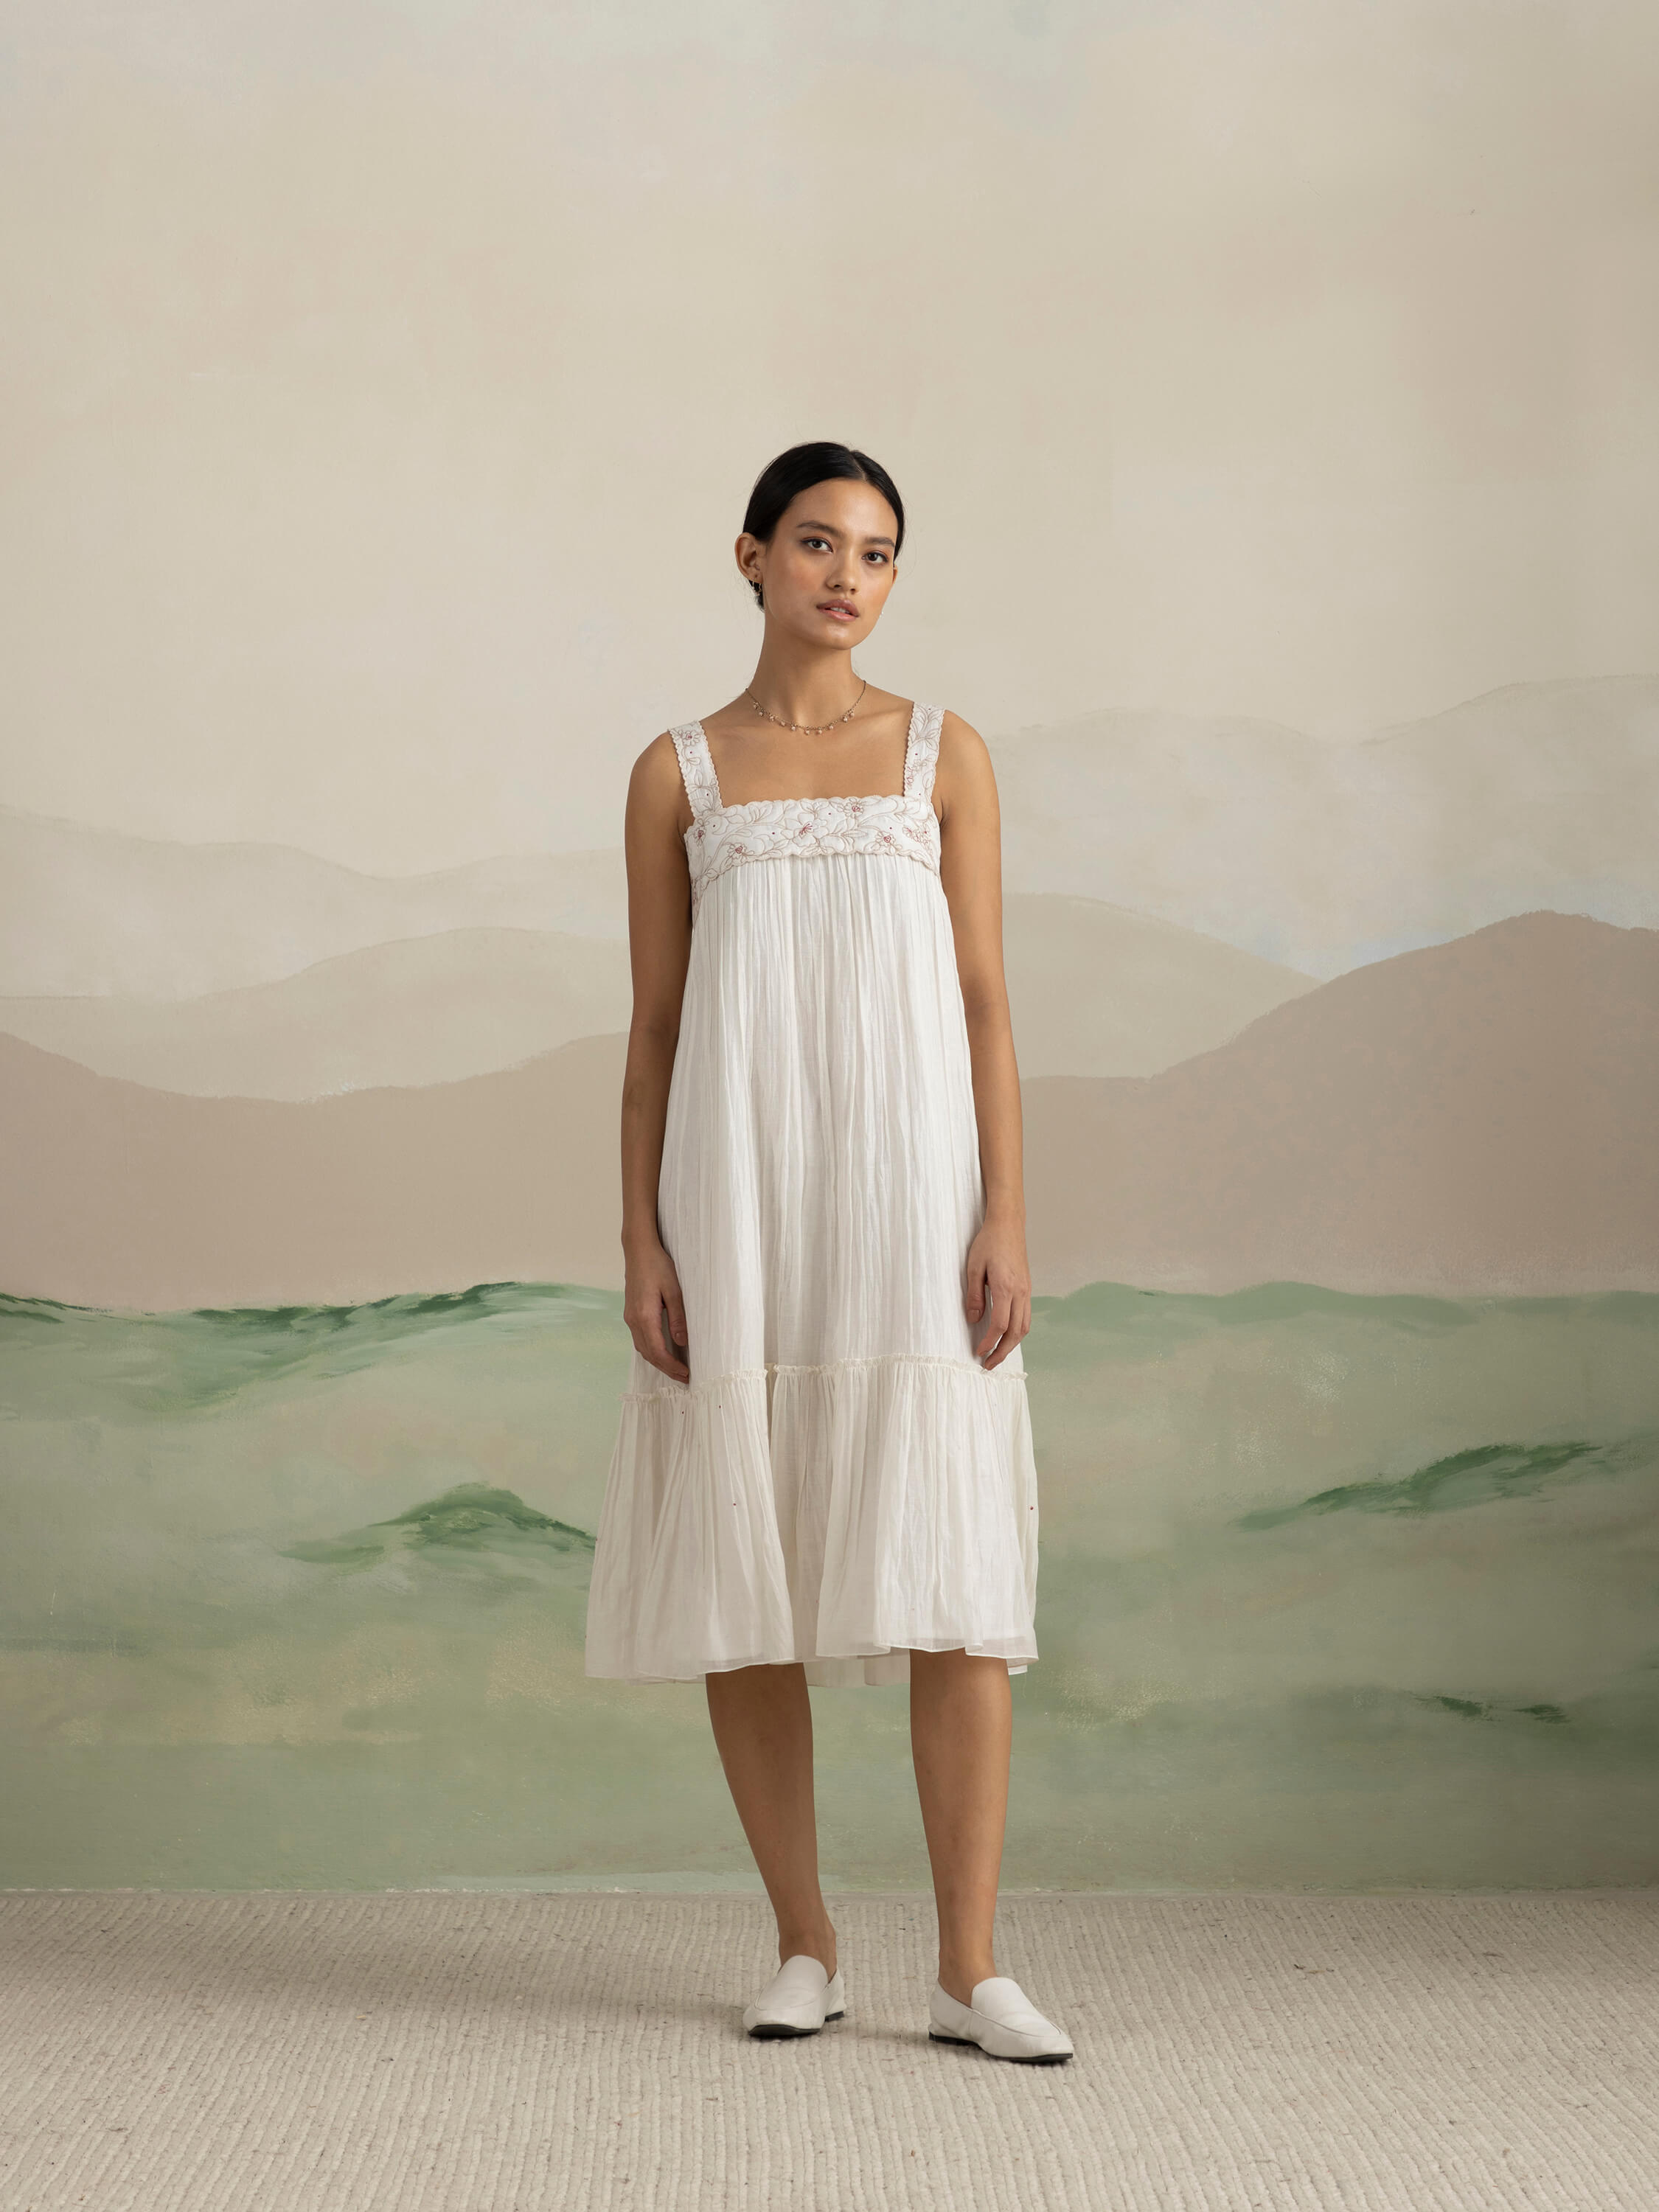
[{"xmin": 2, "ymin": 0, "xmax": 1655, "ymax": 873}]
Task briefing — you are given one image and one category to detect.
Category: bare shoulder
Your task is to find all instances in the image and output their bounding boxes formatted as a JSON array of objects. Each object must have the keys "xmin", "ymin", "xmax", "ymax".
[
  {"xmin": 938, "ymin": 706, "xmax": 992, "ymax": 764},
  {"xmin": 627, "ymin": 729, "xmax": 692, "ymax": 833},
  {"xmin": 935, "ymin": 708, "xmax": 999, "ymax": 815},
  {"xmin": 630, "ymin": 728, "xmax": 686, "ymax": 799}
]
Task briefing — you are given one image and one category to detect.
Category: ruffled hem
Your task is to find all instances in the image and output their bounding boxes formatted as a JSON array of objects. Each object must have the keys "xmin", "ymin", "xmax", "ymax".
[{"xmin": 583, "ymin": 1352, "xmax": 1040, "ymax": 1688}]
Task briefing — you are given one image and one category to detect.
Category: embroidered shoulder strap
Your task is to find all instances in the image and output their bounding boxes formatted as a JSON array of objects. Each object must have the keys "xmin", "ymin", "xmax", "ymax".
[
  {"xmin": 902, "ymin": 702, "xmax": 945, "ymax": 804},
  {"xmin": 669, "ymin": 722, "xmax": 723, "ymax": 819}
]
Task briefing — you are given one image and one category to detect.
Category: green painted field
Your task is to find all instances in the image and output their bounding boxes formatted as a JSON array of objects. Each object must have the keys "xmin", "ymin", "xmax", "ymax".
[{"xmin": 3, "ymin": 1281, "xmax": 1656, "ymax": 1890}]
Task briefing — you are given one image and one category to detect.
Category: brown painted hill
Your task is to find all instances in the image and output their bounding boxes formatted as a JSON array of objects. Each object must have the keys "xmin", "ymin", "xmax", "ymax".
[
  {"xmin": 1024, "ymin": 911, "xmax": 1659, "ymax": 1295},
  {"xmin": 1, "ymin": 912, "xmax": 1652, "ymax": 1310},
  {"xmin": 0, "ymin": 1032, "xmax": 629, "ymax": 1311}
]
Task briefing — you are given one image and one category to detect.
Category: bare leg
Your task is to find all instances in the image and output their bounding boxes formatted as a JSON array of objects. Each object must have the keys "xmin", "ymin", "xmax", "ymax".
[
  {"xmin": 704, "ymin": 1661, "xmax": 838, "ymax": 1978},
  {"xmin": 908, "ymin": 1647, "xmax": 1012, "ymax": 2005}
]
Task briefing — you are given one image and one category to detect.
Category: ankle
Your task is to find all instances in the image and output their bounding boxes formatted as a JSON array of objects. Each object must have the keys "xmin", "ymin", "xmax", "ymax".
[
  {"xmin": 778, "ymin": 1920, "xmax": 837, "ymax": 1976},
  {"xmin": 938, "ymin": 1958, "xmax": 996, "ymax": 2006}
]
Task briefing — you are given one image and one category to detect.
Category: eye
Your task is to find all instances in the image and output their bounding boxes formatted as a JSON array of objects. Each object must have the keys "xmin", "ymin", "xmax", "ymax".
[
  {"xmin": 864, "ymin": 551, "xmax": 890, "ymax": 566},
  {"xmin": 801, "ymin": 535, "xmax": 832, "ymax": 551}
]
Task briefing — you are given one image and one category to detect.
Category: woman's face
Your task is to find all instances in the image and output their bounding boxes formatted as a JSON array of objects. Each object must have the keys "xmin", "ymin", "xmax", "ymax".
[{"xmin": 737, "ymin": 478, "xmax": 900, "ymax": 648}]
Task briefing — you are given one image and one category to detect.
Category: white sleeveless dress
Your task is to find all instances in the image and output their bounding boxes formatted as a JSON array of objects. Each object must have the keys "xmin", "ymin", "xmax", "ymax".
[{"xmin": 583, "ymin": 700, "xmax": 1040, "ymax": 1688}]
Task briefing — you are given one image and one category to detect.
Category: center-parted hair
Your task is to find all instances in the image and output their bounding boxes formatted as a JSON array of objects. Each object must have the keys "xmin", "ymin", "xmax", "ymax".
[{"xmin": 742, "ymin": 442, "xmax": 905, "ymax": 610}]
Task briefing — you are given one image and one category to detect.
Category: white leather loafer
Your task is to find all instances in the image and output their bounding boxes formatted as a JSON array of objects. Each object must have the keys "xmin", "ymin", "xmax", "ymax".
[
  {"xmin": 928, "ymin": 1975, "xmax": 1074, "ymax": 2062},
  {"xmin": 742, "ymin": 1954, "xmax": 846, "ymax": 2038}
]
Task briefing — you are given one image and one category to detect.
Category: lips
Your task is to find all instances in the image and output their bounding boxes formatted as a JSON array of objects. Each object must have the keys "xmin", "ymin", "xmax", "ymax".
[{"xmin": 818, "ymin": 602, "xmax": 858, "ymax": 619}]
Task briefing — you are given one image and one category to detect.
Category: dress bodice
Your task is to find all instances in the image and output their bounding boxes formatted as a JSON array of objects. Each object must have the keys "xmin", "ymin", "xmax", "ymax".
[{"xmin": 669, "ymin": 700, "xmax": 945, "ymax": 919}]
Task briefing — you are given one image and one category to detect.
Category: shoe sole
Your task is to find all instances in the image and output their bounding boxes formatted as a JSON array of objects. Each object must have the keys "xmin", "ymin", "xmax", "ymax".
[
  {"xmin": 929, "ymin": 2028, "xmax": 1071, "ymax": 2064},
  {"xmin": 747, "ymin": 2007, "xmax": 845, "ymax": 2039}
]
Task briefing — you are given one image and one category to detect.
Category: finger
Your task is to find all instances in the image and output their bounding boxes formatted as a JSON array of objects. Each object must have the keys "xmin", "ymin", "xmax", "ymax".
[
  {"xmin": 655, "ymin": 1307, "xmax": 689, "ymax": 1378},
  {"xmin": 627, "ymin": 1315, "xmax": 687, "ymax": 1382},
  {"xmin": 976, "ymin": 1287, "xmax": 1013, "ymax": 1361}
]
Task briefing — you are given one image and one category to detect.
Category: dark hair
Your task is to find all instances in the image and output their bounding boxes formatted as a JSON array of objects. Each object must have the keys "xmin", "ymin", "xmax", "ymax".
[{"xmin": 742, "ymin": 441, "xmax": 905, "ymax": 610}]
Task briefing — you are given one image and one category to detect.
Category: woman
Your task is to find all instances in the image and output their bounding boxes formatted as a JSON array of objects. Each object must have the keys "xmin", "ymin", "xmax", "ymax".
[{"xmin": 585, "ymin": 441, "xmax": 1072, "ymax": 2065}]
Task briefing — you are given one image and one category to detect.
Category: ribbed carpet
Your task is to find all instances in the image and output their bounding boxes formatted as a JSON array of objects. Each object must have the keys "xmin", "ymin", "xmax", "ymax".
[{"xmin": 2, "ymin": 1891, "xmax": 1655, "ymax": 2210}]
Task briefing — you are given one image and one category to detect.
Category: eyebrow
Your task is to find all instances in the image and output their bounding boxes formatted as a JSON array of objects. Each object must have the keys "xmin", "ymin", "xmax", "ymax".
[{"xmin": 795, "ymin": 518, "xmax": 897, "ymax": 549}]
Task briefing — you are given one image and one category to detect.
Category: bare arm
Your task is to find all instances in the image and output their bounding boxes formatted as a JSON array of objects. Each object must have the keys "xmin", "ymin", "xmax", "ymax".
[
  {"xmin": 934, "ymin": 710, "xmax": 1032, "ymax": 1371},
  {"xmin": 617, "ymin": 734, "xmax": 695, "ymax": 1381}
]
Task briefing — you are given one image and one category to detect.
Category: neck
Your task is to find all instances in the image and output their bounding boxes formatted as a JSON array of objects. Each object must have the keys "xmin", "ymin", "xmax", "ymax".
[{"xmin": 747, "ymin": 638, "xmax": 863, "ymax": 729}]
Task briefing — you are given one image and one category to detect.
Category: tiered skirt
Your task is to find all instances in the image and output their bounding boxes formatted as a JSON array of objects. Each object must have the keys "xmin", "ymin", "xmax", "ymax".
[{"xmin": 585, "ymin": 1349, "xmax": 1038, "ymax": 1686}]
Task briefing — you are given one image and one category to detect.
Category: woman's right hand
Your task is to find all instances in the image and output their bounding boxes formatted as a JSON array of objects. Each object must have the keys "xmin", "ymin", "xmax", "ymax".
[{"xmin": 623, "ymin": 1242, "xmax": 690, "ymax": 1382}]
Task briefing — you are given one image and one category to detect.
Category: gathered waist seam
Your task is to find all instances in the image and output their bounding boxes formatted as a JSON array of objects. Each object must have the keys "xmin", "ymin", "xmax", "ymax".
[{"xmin": 623, "ymin": 1348, "xmax": 1028, "ymax": 1405}]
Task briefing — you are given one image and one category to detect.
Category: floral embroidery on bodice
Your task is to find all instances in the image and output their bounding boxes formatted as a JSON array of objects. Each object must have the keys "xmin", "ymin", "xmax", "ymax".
[{"xmin": 671, "ymin": 701, "xmax": 944, "ymax": 918}]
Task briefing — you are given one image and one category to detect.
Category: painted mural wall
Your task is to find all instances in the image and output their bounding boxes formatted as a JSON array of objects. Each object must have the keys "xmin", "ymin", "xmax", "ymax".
[{"xmin": 3, "ymin": 0, "xmax": 1657, "ymax": 1891}]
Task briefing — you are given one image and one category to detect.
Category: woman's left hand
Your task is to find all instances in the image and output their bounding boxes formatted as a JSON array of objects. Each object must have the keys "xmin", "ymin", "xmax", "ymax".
[{"xmin": 964, "ymin": 1217, "xmax": 1032, "ymax": 1371}]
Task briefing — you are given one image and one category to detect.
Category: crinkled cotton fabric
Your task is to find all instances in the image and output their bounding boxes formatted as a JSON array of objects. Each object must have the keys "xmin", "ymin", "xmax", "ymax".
[{"xmin": 583, "ymin": 700, "xmax": 1040, "ymax": 1688}]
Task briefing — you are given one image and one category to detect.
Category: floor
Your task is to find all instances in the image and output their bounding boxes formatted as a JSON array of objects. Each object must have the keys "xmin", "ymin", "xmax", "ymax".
[{"xmin": 2, "ymin": 1890, "xmax": 1655, "ymax": 2210}]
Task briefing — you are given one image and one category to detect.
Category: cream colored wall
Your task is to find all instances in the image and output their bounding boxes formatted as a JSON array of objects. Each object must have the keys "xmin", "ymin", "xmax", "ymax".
[{"xmin": 2, "ymin": 0, "xmax": 1655, "ymax": 874}]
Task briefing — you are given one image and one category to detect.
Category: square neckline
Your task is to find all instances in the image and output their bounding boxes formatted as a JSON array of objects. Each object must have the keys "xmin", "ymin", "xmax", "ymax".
[{"xmin": 692, "ymin": 698, "xmax": 922, "ymax": 816}]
